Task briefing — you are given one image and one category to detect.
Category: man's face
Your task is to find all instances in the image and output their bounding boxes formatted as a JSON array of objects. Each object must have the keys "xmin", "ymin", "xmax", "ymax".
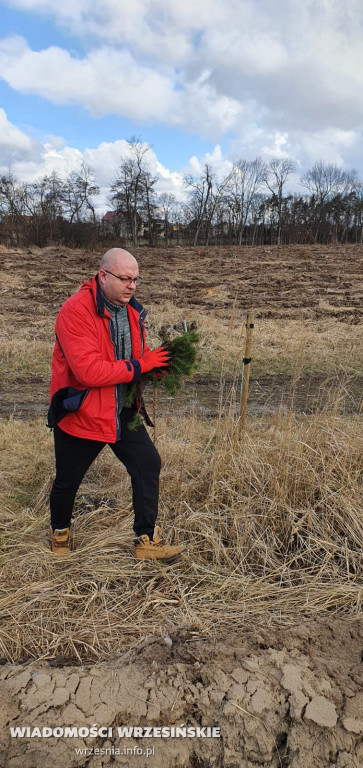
[{"xmin": 99, "ymin": 257, "xmax": 139, "ymax": 306}]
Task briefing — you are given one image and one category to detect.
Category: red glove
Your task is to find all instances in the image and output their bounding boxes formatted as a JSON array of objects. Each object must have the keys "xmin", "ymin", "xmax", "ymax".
[{"xmin": 139, "ymin": 346, "xmax": 170, "ymax": 374}]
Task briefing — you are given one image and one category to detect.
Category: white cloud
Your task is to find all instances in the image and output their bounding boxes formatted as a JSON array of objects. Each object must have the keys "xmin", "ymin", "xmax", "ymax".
[
  {"xmin": 3, "ymin": 0, "xmax": 216, "ymax": 61},
  {"xmin": 294, "ymin": 128, "xmax": 359, "ymax": 168},
  {"xmin": 0, "ymin": 36, "xmax": 173, "ymax": 119},
  {"xmin": 231, "ymin": 122, "xmax": 361, "ymax": 162},
  {"xmin": 183, "ymin": 145, "xmax": 233, "ymax": 181},
  {"xmin": 0, "ymin": 107, "xmax": 35, "ymax": 163},
  {"xmin": 0, "ymin": 113, "xmax": 187, "ymax": 210},
  {"xmin": 0, "ymin": 35, "xmax": 242, "ymax": 136},
  {"xmin": 1, "ymin": 0, "xmax": 363, "ymax": 180},
  {"xmin": 1, "ymin": 0, "xmax": 363, "ymax": 137}
]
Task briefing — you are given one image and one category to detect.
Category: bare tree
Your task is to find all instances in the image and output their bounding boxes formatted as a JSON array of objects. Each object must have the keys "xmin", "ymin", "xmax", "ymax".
[
  {"xmin": 111, "ymin": 137, "xmax": 157, "ymax": 245},
  {"xmin": 301, "ymin": 161, "xmax": 356, "ymax": 203},
  {"xmin": 300, "ymin": 161, "xmax": 357, "ymax": 242},
  {"xmin": 143, "ymin": 169, "xmax": 158, "ymax": 246},
  {"xmin": 158, "ymin": 192, "xmax": 176, "ymax": 245},
  {"xmin": 0, "ymin": 171, "xmax": 29, "ymax": 244},
  {"xmin": 184, "ymin": 164, "xmax": 232, "ymax": 245},
  {"xmin": 263, "ymin": 158, "xmax": 296, "ymax": 244},
  {"xmin": 64, "ymin": 162, "xmax": 100, "ymax": 225},
  {"xmin": 24, "ymin": 172, "xmax": 66, "ymax": 244},
  {"xmin": 226, "ymin": 158, "xmax": 267, "ymax": 244},
  {"xmin": 0, "ymin": 171, "xmax": 26, "ymax": 218},
  {"xmin": 351, "ymin": 182, "xmax": 363, "ymax": 244},
  {"xmin": 249, "ymin": 193, "xmax": 267, "ymax": 245},
  {"xmin": 184, "ymin": 164, "xmax": 214, "ymax": 246}
]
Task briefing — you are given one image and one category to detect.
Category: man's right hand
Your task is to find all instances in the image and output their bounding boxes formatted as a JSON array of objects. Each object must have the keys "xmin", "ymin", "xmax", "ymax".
[{"xmin": 139, "ymin": 346, "xmax": 170, "ymax": 374}]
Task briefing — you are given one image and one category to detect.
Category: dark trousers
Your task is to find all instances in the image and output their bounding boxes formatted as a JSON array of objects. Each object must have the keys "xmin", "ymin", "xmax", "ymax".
[{"xmin": 50, "ymin": 408, "xmax": 161, "ymax": 538}]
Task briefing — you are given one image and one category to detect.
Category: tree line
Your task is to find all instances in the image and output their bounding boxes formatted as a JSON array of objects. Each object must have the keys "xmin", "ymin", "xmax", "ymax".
[{"xmin": 1, "ymin": 137, "xmax": 362, "ymax": 248}]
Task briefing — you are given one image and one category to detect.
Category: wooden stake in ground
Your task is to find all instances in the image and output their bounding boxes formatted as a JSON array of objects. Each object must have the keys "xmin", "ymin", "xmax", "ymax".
[{"xmin": 238, "ymin": 309, "xmax": 254, "ymax": 434}]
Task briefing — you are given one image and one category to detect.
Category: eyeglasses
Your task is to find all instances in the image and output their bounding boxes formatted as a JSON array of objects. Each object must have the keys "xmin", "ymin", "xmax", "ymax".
[{"xmin": 103, "ymin": 269, "xmax": 141, "ymax": 285}]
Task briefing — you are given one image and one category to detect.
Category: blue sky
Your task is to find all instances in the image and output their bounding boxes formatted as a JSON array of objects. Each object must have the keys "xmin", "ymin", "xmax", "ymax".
[{"xmin": 1, "ymin": 0, "xmax": 363, "ymax": 212}]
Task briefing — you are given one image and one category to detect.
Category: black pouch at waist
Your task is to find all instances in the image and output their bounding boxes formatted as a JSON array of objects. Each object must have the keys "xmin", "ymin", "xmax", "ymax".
[{"xmin": 47, "ymin": 387, "xmax": 89, "ymax": 428}]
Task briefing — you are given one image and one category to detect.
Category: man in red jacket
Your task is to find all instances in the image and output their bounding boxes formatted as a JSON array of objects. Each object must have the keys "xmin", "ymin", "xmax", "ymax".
[{"xmin": 48, "ymin": 247, "xmax": 185, "ymax": 562}]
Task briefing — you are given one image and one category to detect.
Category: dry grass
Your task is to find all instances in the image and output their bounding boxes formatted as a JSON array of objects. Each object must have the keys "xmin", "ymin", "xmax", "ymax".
[
  {"xmin": 144, "ymin": 304, "xmax": 363, "ymax": 377},
  {"xmin": 1, "ymin": 302, "xmax": 362, "ymax": 383},
  {"xmin": 0, "ymin": 244, "xmax": 361, "ymax": 663},
  {"xmin": 0, "ymin": 398, "xmax": 361, "ymax": 663}
]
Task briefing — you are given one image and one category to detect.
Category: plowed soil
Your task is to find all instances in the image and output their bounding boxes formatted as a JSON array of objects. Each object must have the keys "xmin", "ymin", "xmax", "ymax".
[{"xmin": 1, "ymin": 242, "xmax": 362, "ymax": 321}]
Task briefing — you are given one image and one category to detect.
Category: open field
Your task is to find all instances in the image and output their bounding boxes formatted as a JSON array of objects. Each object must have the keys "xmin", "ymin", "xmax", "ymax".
[
  {"xmin": 0, "ymin": 242, "xmax": 362, "ymax": 417},
  {"xmin": 0, "ymin": 244, "xmax": 362, "ymax": 767}
]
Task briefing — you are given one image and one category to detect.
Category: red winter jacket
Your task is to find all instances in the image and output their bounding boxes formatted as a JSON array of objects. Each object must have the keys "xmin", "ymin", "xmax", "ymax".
[{"xmin": 49, "ymin": 274, "xmax": 150, "ymax": 442}]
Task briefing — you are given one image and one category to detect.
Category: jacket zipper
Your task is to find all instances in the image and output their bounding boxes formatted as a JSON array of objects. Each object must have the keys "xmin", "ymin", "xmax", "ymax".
[{"xmin": 108, "ymin": 315, "xmax": 121, "ymax": 441}]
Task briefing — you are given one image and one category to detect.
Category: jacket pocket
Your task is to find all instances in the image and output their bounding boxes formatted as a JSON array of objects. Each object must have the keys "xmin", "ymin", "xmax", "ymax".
[{"xmin": 47, "ymin": 387, "xmax": 89, "ymax": 428}]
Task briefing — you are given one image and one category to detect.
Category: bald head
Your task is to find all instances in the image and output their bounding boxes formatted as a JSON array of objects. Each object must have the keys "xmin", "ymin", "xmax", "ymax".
[
  {"xmin": 98, "ymin": 247, "xmax": 140, "ymax": 306},
  {"xmin": 100, "ymin": 247, "xmax": 138, "ymax": 272}
]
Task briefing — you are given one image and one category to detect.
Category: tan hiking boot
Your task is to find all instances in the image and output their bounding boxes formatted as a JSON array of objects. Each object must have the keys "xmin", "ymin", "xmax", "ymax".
[
  {"xmin": 134, "ymin": 526, "xmax": 186, "ymax": 563},
  {"xmin": 50, "ymin": 527, "xmax": 71, "ymax": 555}
]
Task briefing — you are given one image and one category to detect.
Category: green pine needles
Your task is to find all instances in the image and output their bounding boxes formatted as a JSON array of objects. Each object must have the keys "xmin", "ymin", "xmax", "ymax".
[
  {"xmin": 126, "ymin": 411, "xmax": 144, "ymax": 432},
  {"xmin": 162, "ymin": 329, "xmax": 200, "ymax": 396},
  {"xmin": 125, "ymin": 329, "xmax": 199, "ymax": 430}
]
